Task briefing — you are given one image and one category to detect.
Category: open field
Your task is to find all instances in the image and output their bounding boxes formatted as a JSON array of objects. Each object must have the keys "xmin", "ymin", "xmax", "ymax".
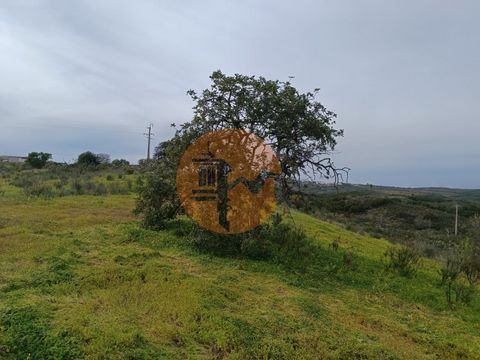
[{"xmin": 1, "ymin": 177, "xmax": 480, "ymax": 359}]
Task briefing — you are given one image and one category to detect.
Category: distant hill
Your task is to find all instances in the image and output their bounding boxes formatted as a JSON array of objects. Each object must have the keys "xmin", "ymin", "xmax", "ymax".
[{"xmin": 292, "ymin": 183, "xmax": 480, "ymax": 255}]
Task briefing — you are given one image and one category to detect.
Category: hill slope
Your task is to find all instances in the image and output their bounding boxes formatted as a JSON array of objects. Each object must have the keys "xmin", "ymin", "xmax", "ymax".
[
  {"xmin": 294, "ymin": 183, "xmax": 480, "ymax": 252},
  {"xmin": 1, "ymin": 189, "xmax": 479, "ymax": 359}
]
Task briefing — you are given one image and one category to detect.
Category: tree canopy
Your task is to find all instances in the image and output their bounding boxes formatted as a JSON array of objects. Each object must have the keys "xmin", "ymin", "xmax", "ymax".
[
  {"xmin": 26, "ymin": 152, "xmax": 52, "ymax": 169},
  {"xmin": 77, "ymin": 151, "xmax": 101, "ymax": 166},
  {"xmin": 182, "ymin": 70, "xmax": 347, "ymax": 189},
  {"xmin": 136, "ymin": 71, "xmax": 347, "ymax": 229}
]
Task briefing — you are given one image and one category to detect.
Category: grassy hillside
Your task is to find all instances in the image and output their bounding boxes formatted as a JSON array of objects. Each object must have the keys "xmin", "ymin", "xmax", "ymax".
[{"xmin": 1, "ymin": 179, "xmax": 480, "ymax": 359}]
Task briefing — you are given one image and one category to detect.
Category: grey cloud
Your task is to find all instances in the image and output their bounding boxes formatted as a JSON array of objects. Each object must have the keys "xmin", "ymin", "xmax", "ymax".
[{"xmin": 0, "ymin": 0, "xmax": 478, "ymax": 187}]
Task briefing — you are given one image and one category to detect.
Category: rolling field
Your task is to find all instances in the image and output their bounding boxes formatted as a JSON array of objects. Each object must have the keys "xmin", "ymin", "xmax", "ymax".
[{"xmin": 1, "ymin": 180, "xmax": 480, "ymax": 359}]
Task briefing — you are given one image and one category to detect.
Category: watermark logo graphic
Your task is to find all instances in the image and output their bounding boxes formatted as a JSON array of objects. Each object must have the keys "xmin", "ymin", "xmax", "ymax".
[{"xmin": 176, "ymin": 129, "xmax": 281, "ymax": 234}]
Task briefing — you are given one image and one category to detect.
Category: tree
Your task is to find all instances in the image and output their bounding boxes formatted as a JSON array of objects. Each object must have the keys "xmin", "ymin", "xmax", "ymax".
[
  {"xmin": 96, "ymin": 153, "xmax": 111, "ymax": 164},
  {"xmin": 77, "ymin": 151, "xmax": 100, "ymax": 166},
  {"xmin": 26, "ymin": 152, "xmax": 52, "ymax": 169},
  {"xmin": 134, "ymin": 141, "xmax": 181, "ymax": 228},
  {"xmin": 112, "ymin": 159, "xmax": 130, "ymax": 167},
  {"xmin": 183, "ymin": 70, "xmax": 347, "ymax": 190},
  {"xmin": 135, "ymin": 70, "xmax": 347, "ymax": 228}
]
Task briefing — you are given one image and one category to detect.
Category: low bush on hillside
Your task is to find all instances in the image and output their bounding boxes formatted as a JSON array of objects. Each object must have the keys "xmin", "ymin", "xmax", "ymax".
[
  {"xmin": 134, "ymin": 163, "xmax": 179, "ymax": 229},
  {"xmin": 7, "ymin": 170, "xmax": 134, "ymax": 198},
  {"xmin": 23, "ymin": 182, "xmax": 55, "ymax": 199},
  {"xmin": 2, "ymin": 162, "xmax": 137, "ymax": 199},
  {"xmin": 170, "ymin": 214, "xmax": 316, "ymax": 271},
  {"xmin": 440, "ymin": 239, "xmax": 479, "ymax": 308},
  {"xmin": 384, "ymin": 245, "xmax": 421, "ymax": 277}
]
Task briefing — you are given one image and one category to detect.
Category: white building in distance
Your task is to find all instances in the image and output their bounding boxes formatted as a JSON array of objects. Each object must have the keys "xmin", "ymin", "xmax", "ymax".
[{"xmin": 0, "ymin": 155, "xmax": 27, "ymax": 163}]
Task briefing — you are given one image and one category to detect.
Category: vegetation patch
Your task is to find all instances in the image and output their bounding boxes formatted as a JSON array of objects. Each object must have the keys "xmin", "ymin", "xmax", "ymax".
[
  {"xmin": 384, "ymin": 246, "xmax": 421, "ymax": 277},
  {"xmin": 0, "ymin": 305, "xmax": 83, "ymax": 359}
]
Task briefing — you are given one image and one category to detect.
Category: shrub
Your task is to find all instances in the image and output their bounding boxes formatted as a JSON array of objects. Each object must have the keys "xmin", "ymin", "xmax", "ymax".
[
  {"xmin": 440, "ymin": 240, "xmax": 478, "ymax": 308},
  {"xmin": 71, "ymin": 179, "xmax": 83, "ymax": 195},
  {"xmin": 342, "ymin": 249, "xmax": 356, "ymax": 270},
  {"xmin": 330, "ymin": 237, "xmax": 340, "ymax": 252},
  {"xmin": 440, "ymin": 256, "xmax": 476, "ymax": 308},
  {"xmin": 122, "ymin": 226, "xmax": 149, "ymax": 244},
  {"xmin": 440, "ymin": 257, "xmax": 462, "ymax": 308},
  {"xmin": 112, "ymin": 159, "xmax": 130, "ymax": 167},
  {"xmin": 94, "ymin": 183, "xmax": 107, "ymax": 196},
  {"xmin": 134, "ymin": 163, "xmax": 179, "ymax": 229},
  {"xmin": 26, "ymin": 152, "xmax": 52, "ymax": 169},
  {"xmin": 454, "ymin": 282, "xmax": 476, "ymax": 306},
  {"xmin": 185, "ymin": 216, "xmax": 316, "ymax": 271},
  {"xmin": 11, "ymin": 175, "xmax": 33, "ymax": 188},
  {"xmin": 384, "ymin": 246, "xmax": 421, "ymax": 277},
  {"xmin": 23, "ymin": 182, "xmax": 54, "ymax": 199},
  {"xmin": 462, "ymin": 258, "xmax": 480, "ymax": 287},
  {"xmin": 107, "ymin": 182, "xmax": 129, "ymax": 195},
  {"xmin": 76, "ymin": 151, "xmax": 100, "ymax": 167},
  {"xmin": 83, "ymin": 181, "xmax": 96, "ymax": 193},
  {"xmin": 189, "ymin": 226, "xmax": 246, "ymax": 257},
  {"xmin": 106, "ymin": 174, "xmax": 114, "ymax": 181},
  {"xmin": 267, "ymin": 222, "xmax": 315, "ymax": 271},
  {"xmin": 53, "ymin": 180, "xmax": 64, "ymax": 190}
]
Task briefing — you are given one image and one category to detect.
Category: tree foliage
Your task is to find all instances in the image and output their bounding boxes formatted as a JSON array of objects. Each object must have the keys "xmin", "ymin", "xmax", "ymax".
[
  {"xmin": 26, "ymin": 152, "xmax": 52, "ymax": 169},
  {"xmin": 77, "ymin": 151, "xmax": 100, "ymax": 166},
  {"xmin": 96, "ymin": 153, "xmax": 111, "ymax": 165},
  {"xmin": 134, "ymin": 158, "xmax": 179, "ymax": 229},
  {"xmin": 183, "ymin": 70, "xmax": 347, "ymax": 189},
  {"xmin": 135, "ymin": 71, "xmax": 346, "ymax": 228},
  {"xmin": 76, "ymin": 151, "xmax": 110, "ymax": 167},
  {"xmin": 112, "ymin": 159, "xmax": 130, "ymax": 167}
]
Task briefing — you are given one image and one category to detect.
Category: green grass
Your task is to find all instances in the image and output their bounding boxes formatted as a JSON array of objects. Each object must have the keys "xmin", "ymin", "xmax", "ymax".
[{"xmin": 1, "ymin": 188, "xmax": 480, "ymax": 358}]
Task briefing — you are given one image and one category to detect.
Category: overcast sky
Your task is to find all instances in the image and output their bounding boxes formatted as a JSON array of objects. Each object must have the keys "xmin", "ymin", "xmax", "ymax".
[{"xmin": 0, "ymin": 1, "xmax": 478, "ymax": 188}]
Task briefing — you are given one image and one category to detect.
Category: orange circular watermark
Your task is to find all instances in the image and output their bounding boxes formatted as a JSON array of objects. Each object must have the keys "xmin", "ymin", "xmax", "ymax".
[{"xmin": 176, "ymin": 129, "xmax": 281, "ymax": 234}]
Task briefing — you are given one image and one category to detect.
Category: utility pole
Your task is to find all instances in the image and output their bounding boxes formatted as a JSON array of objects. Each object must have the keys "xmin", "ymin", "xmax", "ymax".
[
  {"xmin": 455, "ymin": 204, "xmax": 459, "ymax": 236},
  {"xmin": 144, "ymin": 123, "xmax": 154, "ymax": 161}
]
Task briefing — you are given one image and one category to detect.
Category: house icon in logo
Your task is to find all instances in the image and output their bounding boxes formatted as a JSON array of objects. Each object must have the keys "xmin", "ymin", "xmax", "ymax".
[{"xmin": 176, "ymin": 129, "xmax": 281, "ymax": 234}]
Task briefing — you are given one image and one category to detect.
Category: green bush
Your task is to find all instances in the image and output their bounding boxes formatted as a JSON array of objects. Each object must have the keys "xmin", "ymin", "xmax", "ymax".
[
  {"xmin": 11, "ymin": 175, "xmax": 34, "ymax": 188},
  {"xmin": 182, "ymin": 216, "xmax": 316, "ymax": 271},
  {"xmin": 23, "ymin": 182, "xmax": 54, "ymax": 199},
  {"xmin": 71, "ymin": 178, "xmax": 83, "ymax": 195},
  {"xmin": 26, "ymin": 152, "xmax": 51, "ymax": 169},
  {"xmin": 107, "ymin": 181, "xmax": 130, "ymax": 195},
  {"xmin": 440, "ymin": 241, "xmax": 478, "ymax": 308},
  {"xmin": 94, "ymin": 183, "xmax": 107, "ymax": 196},
  {"xmin": 342, "ymin": 249, "xmax": 357, "ymax": 270},
  {"xmin": 384, "ymin": 246, "xmax": 421, "ymax": 277},
  {"xmin": 134, "ymin": 163, "xmax": 179, "ymax": 229},
  {"xmin": 440, "ymin": 257, "xmax": 475, "ymax": 308},
  {"xmin": 267, "ymin": 222, "xmax": 315, "ymax": 270},
  {"xmin": 125, "ymin": 227, "xmax": 147, "ymax": 243}
]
